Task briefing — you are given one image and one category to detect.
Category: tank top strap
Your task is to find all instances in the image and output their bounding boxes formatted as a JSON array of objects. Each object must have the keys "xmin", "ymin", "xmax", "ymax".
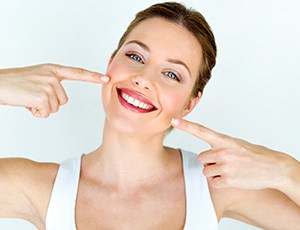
[
  {"xmin": 45, "ymin": 155, "xmax": 82, "ymax": 230},
  {"xmin": 180, "ymin": 149, "xmax": 219, "ymax": 230}
]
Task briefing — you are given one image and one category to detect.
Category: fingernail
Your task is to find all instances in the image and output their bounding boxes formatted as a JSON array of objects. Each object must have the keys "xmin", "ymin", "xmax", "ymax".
[
  {"xmin": 171, "ymin": 118, "xmax": 180, "ymax": 126},
  {"xmin": 101, "ymin": 75, "xmax": 110, "ymax": 82}
]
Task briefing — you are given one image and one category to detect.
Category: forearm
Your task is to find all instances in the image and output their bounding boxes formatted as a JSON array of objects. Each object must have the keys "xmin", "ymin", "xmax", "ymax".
[
  {"xmin": 277, "ymin": 156, "xmax": 300, "ymax": 206},
  {"xmin": 0, "ymin": 70, "xmax": 8, "ymax": 105},
  {"xmin": 0, "ymin": 67, "xmax": 25, "ymax": 106}
]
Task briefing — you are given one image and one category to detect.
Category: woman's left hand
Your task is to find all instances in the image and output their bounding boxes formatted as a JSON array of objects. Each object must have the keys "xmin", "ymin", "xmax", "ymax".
[{"xmin": 171, "ymin": 118, "xmax": 300, "ymax": 191}]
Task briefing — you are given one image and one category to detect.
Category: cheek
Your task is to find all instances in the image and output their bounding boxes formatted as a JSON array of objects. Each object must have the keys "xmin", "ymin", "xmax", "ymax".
[
  {"xmin": 160, "ymin": 91, "xmax": 188, "ymax": 118},
  {"xmin": 105, "ymin": 59, "xmax": 132, "ymax": 84}
]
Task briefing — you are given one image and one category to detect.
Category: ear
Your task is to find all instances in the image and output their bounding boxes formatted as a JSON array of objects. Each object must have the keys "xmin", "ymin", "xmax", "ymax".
[{"xmin": 181, "ymin": 91, "xmax": 202, "ymax": 117}]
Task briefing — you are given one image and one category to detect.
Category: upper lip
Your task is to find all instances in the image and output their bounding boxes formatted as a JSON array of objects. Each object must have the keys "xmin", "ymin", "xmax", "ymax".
[{"xmin": 116, "ymin": 87, "xmax": 158, "ymax": 110}]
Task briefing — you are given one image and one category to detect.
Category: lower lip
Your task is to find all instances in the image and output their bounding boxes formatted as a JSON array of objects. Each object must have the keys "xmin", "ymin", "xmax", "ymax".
[{"xmin": 117, "ymin": 89, "xmax": 154, "ymax": 113}]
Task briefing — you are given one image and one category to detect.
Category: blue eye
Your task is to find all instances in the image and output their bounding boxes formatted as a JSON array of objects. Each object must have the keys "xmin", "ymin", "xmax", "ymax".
[
  {"xmin": 126, "ymin": 53, "xmax": 144, "ymax": 63},
  {"xmin": 166, "ymin": 71, "xmax": 180, "ymax": 82}
]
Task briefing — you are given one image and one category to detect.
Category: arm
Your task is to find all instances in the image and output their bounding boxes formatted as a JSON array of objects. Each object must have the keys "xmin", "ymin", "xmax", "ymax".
[
  {"xmin": 209, "ymin": 155, "xmax": 300, "ymax": 229},
  {"xmin": 0, "ymin": 158, "xmax": 58, "ymax": 228},
  {"xmin": 171, "ymin": 118, "xmax": 300, "ymax": 229},
  {"xmin": 0, "ymin": 159, "xmax": 32, "ymax": 219},
  {"xmin": 276, "ymin": 157, "xmax": 300, "ymax": 206},
  {"xmin": 215, "ymin": 187, "xmax": 300, "ymax": 230},
  {"xmin": 0, "ymin": 64, "xmax": 109, "ymax": 225},
  {"xmin": 0, "ymin": 64, "xmax": 109, "ymax": 117}
]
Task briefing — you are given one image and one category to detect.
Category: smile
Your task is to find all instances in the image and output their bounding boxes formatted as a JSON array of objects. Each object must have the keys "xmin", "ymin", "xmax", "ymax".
[{"xmin": 117, "ymin": 88, "xmax": 157, "ymax": 113}]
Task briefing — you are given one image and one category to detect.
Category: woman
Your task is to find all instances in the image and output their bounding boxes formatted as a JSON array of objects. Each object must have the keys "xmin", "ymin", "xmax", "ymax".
[{"xmin": 0, "ymin": 2, "xmax": 299, "ymax": 229}]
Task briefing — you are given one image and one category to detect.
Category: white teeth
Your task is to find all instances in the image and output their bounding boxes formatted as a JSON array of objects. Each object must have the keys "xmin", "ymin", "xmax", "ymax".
[
  {"xmin": 127, "ymin": 96, "xmax": 134, "ymax": 104},
  {"xmin": 121, "ymin": 91, "xmax": 153, "ymax": 110},
  {"xmin": 133, "ymin": 99, "xmax": 140, "ymax": 107},
  {"xmin": 138, "ymin": 102, "xmax": 145, "ymax": 109},
  {"xmin": 124, "ymin": 94, "xmax": 129, "ymax": 101},
  {"xmin": 141, "ymin": 103, "xmax": 148, "ymax": 109}
]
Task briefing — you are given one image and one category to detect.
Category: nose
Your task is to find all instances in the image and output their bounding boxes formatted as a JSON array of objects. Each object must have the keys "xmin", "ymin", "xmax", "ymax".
[{"xmin": 132, "ymin": 74, "xmax": 154, "ymax": 90}]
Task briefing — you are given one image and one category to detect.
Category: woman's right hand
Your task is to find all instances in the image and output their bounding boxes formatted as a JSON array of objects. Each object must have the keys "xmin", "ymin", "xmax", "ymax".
[{"xmin": 0, "ymin": 64, "xmax": 109, "ymax": 118}]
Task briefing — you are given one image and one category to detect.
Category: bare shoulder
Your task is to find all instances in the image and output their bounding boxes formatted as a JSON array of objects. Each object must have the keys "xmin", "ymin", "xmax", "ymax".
[
  {"xmin": 0, "ymin": 157, "xmax": 59, "ymax": 227},
  {"xmin": 1, "ymin": 157, "xmax": 58, "ymax": 172},
  {"xmin": 0, "ymin": 157, "xmax": 59, "ymax": 187},
  {"xmin": 208, "ymin": 182, "xmax": 300, "ymax": 229}
]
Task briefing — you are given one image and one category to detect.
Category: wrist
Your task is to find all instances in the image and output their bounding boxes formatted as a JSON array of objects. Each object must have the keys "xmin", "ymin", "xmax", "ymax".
[{"xmin": 277, "ymin": 156, "xmax": 300, "ymax": 193}]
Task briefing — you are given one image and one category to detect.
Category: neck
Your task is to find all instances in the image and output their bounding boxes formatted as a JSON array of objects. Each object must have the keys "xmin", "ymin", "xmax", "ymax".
[{"xmin": 88, "ymin": 119, "xmax": 174, "ymax": 191}]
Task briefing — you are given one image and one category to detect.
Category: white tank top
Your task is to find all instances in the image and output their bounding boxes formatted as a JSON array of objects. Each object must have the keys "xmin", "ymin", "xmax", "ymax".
[{"xmin": 45, "ymin": 149, "xmax": 219, "ymax": 229}]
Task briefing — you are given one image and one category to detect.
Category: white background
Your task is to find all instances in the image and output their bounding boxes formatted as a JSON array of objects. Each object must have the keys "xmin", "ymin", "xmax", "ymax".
[{"xmin": 0, "ymin": 0, "xmax": 299, "ymax": 229}]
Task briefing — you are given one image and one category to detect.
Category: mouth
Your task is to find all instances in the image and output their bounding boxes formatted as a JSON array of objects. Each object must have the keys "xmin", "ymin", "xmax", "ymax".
[{"xmin": 116, "ymin": 87, "xmax": 158, "ymax": 113}]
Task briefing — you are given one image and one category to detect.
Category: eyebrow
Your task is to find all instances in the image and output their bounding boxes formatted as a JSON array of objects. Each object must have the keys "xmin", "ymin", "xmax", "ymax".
[
  {"xmin": 125, "ymin": 40, "xmax": 191, "ymax": 77},
  {"xmin": 167, "ymin": 58, "xmax": 191, "ymax": 77},
  {"xmin": 125, "ymin": 40, "xmax": 150, "ymax": 52}
]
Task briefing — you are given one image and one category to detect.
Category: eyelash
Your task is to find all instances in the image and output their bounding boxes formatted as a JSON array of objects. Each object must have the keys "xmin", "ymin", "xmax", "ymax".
[
  {"xmin": 126, "ymin": 53, "xmax": 144, "ymax": 63},
  {"xmin": 165, "ymin": 71, "xmax": 180, "ymax": 82},
  {"xmin": 126, "ymin": 52, "xmax": 181, "ymax": 82}
]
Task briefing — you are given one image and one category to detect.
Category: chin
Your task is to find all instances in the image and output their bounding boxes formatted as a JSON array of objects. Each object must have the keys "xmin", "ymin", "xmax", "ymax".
[
  {"xmin": 104, "ymin": 113, "xmax": 170, "ymax": 137},
  {"xmin": 107, "ymin": 116, "xmax": 142, "ymax": 134}
]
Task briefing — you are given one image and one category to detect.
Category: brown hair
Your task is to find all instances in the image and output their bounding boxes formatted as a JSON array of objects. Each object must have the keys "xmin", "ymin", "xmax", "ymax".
[{"xmin": 111, "ymin": 2, "xmax": 217, "ymax": 97}]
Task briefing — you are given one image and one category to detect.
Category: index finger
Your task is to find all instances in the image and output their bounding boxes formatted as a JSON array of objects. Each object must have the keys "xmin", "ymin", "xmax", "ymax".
[
  {"xmin": 53, "ymin": 65, "xmax": 109, "ymax": 84},
  {"xmin": 171, "ymin": 118, "xmax": 222, "ymax": 146}
]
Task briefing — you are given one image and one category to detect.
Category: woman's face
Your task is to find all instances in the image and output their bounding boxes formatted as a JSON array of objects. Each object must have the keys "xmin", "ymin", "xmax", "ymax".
[{"xmin": 102, "ymin": 17, "xmax": 203, "ymax": 135}]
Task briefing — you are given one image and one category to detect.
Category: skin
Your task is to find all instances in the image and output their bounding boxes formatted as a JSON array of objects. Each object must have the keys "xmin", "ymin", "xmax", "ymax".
[
  {"xmin": 75, "ymin": 18, "xmax": 201, "ymax": 229},
  {"xmin": 0, "ymin": 17, "xmax": 299, "ymax": 229},
  {"xmin": 0, "ymin": 64, "xmax": 109, "ymax": 117},
  {"xmin": 172, "ymin": 119, "xmax": 300, "ymax": 229}
]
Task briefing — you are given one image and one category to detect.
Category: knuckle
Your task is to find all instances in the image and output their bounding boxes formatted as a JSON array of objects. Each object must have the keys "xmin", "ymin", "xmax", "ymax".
[
  {"xmin": 45, "ymin": 63, "xmax": 60, "ymax": 70},
  {"xmin": 38, "ymin": 63, "xmax": 50, "ymax": 71},
  {"xmin": 42, "ymin": 64, "xmax": 57, "ymax": 74},
  {"xmin": 36, "ymin": 93, "xmax": 48, "ymax": 104},
  {"xmin": 44, "ymin": 85, "xmax": 53, "ymax": 94},
  {"xmin": 217, "ymin": 150, "xmax": 230, "ymax": 161},
  {"xmin": 202, "ymin": 167, "xmax": 208, "ymax": 176},
  {"xmin": 60, "ymin": 96, "xmax": 68, "ymax": 105},
  {"xmin": 43, "ymin": 63, "xmax": 54, "ymax": 69},
  {"xmin": 37, "ymin": 112, "xmax": 49, "ymax": 118},
  {"xmin": 210, "ymin": 177, "xmax": 222, "ymax": 188},
  {"xmin": 220, "ymin": 164, "xmax": 230, "ymax": 175},
  {"xmin": 44, "ymin": 63, "xmax": 62, "ymax": 76},
  {"xmin": 45, "ymin": 76, "xmax": 59, "ymax": 84},
  {"xmin": 41, "ymin": 109, "xmax": 51, "ymax": 118},
  {"xmin": 53, "ymin": 107, "xmax": 59, "ymax": 113},
  {"xmin": 44, "ymin": 113, "xmax": 50, "ymax": 118}
]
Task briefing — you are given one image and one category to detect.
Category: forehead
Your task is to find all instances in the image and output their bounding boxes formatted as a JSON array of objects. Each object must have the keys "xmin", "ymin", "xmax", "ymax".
[{"xmin": 124, "ymin": 17, "xmax": 203, "ymax": 78}]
